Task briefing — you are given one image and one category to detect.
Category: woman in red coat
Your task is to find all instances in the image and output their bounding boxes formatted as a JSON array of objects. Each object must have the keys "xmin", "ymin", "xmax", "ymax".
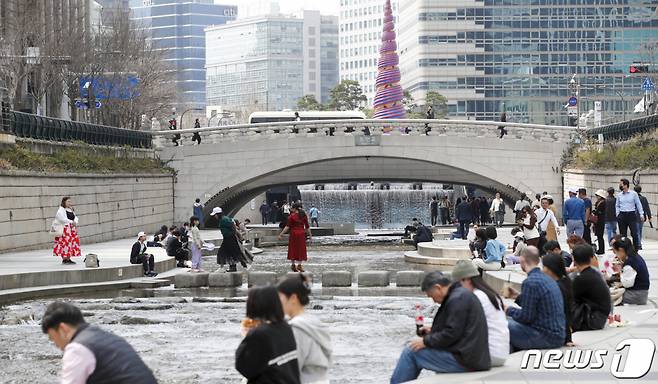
[{"xmin": 278, "ymin": 202, "xmax": 312, "ymax": 272}]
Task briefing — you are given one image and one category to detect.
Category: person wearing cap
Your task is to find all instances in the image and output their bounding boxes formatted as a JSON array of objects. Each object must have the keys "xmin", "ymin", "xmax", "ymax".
[
  {"xmin": 563, "ymin": 187, "xmax": 585, "ymax": 238},
  {"xmin": 634, "ymin": 185, "xmax": 652, "ymax": 251},
  {"xmin": 616, "ymin": 178, "xmax": 644, "ymax": 250},
  {"xmin": 604, "ymin": 187, "xmax": 618, "ymax": 245},
  {"xmin": 506, "ymin": 231, "xmax": 527, "ymax": 265},
  {"xmin": 592, "ymin": 189, "xmax": 608, "ymax": 255},
  {"xmin": 211, "ymin": 207, "xmax": 246, "ymax": 273},
  {"xmin": 130, "ymin": 232, "xmax": 157, "ymax": 277},
  {"xmin": 389, "ymin": 271, "xmax": 491, "ymax": 383},
  {"xmin": 452, "ymin": 260, "xmax": 509, "ymax": 367}
]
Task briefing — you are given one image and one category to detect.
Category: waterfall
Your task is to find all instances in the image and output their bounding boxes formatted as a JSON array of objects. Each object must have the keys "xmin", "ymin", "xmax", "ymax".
[{"xmin": 299, "ymin": 185, "xmax": 456, "ymax": 229}]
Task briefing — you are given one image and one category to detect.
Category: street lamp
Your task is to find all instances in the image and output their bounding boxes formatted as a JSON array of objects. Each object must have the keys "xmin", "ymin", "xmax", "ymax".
[
  {"xmin": 180, "ymin": 107, "xmax": 204, "ymax": 130},
  {"xmin": 569, "ymin": 74, "xmax": 581, "ymax": 128}
]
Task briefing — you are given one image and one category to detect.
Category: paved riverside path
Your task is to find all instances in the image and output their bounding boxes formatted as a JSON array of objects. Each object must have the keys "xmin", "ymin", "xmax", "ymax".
[
  {"xmin": 0, "ymin": 230, "xmax": 222, "ymax": 299},
  {"xmin": 0, "ymin": 229, "xmax": 221, "ymax": 274},
  {"xmin": 410, "ymin": 237, "xmax": 658, "ymax": 384}
]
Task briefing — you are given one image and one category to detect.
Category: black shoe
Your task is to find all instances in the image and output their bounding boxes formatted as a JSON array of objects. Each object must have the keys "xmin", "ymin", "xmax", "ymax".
[
  {"xmin": 177, "ymin": 262, "xmax": 186, "ymax": 268},
  {"xmin": 149, "ymin": 272, "xmax": 158, "ymax": 277},
  {"xmin": 226, "ymin": 265, "xmax": 237, "ymax": 273}
]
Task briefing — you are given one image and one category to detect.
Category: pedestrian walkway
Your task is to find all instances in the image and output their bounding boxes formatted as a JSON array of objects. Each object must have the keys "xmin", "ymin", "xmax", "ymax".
[
  {"xmin": 0, "ymin": 230, "xmax": 221, "ymax": 295},
  {"xmin": 411, "ymin": 238, "xmax": 658, "ymax": 384}
]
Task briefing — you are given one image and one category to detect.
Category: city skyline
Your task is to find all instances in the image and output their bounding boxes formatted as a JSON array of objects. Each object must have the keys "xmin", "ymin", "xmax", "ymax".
[{"xmin": 218, "ymin": 0, "xmax": 340, "ymax": 17}]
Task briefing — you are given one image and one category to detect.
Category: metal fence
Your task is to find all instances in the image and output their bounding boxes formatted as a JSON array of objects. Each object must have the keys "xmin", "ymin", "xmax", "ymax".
[
  {"xmin": 586, "ymin": 114, "xmax": 658, "ymax": 141},
  {"xmin": 0, "ymin": 106, "xmax": 151, "ymax": 149}
]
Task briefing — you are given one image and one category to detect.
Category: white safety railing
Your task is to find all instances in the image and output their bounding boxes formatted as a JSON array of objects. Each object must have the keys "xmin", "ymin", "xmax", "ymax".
[{"xmin": 152, "ymin": 119, "xmax": 576, "ymax": 148}]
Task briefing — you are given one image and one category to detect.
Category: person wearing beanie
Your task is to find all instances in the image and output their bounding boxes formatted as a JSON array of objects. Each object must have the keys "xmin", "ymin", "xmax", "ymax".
[{"xmin": 452, "ymin": 260, "xmax": 509, "ymax": 367}]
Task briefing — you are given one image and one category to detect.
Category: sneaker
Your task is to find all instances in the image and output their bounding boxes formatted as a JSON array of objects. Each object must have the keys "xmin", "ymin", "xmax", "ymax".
[
  {"xmin": 68, "ymin": 259, "xmax": 77, "ymax": 264},
  {"xmin": 148, "ymin": 272, "xmax": 158, "ymax": 277},
  {"xmin": 177, "ymin": 262, "xmax": 186, "ymax": 268}
]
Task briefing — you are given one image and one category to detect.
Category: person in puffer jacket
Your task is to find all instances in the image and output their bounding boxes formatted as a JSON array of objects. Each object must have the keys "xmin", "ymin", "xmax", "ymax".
[{"xmin": 278, "ymin": 274, "xmax": 332, "ymax": 384}]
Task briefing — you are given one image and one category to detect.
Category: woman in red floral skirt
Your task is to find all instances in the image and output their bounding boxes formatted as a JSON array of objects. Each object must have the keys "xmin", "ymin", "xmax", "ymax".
[
  {"xmin": 278, "ymin": 202, "xmax": 312, "ymax": 272},
  {"xmin": 52, "ymin": 196, "xmax": 81, "ymax": 264}
]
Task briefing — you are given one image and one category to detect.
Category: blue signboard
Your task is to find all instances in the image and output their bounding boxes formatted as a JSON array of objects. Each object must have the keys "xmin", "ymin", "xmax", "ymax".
[
  {"xmin": 79, "ymin": 75, "xmax": 140, "ymax": 100},
  {"xmin": 641, "ymin": 77, "xmax": 654, "ymax": 92},
  {"xmin": 568, "ymin": 96, "xmax": 578, "ymax": 106}
]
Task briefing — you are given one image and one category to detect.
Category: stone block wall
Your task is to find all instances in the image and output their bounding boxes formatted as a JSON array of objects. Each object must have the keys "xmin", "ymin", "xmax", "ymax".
[
  {"xmin": 563, "ymin": 169, "xmax": 658, "ymax": 240},
  {"xmin": 0, "ymin": 171, "xmax": 174, "ymax": 253}
]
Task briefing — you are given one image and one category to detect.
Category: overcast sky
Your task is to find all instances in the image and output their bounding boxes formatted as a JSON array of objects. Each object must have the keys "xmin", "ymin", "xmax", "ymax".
[{"xmin": 218, "ymin": 0, "xmax": 340, "ymax": 17}]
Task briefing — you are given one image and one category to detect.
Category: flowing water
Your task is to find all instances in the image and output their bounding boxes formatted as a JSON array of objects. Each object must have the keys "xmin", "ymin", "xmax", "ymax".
[
  {"xmin": 299, "ymin": 183, "xmax": 457, "ymax": 229},
  {"xmin": 0, "ymin": 246, "xmax": 445, "ymax": 384}
]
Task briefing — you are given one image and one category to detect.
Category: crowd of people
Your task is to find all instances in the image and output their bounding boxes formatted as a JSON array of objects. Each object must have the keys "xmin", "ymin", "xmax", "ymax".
[{"xmin": 45, "ymin": 180, "xmax": 653, "ymax": 382}]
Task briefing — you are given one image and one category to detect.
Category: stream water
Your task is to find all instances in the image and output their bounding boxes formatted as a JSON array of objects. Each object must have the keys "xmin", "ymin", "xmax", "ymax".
[{"xmin": 0, "ymin": 247, "xmax": 443, "ymax": 384}]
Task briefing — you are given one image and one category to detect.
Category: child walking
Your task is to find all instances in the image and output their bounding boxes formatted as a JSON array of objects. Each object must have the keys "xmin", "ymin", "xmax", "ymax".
[{"xmin": 189, "ymin": 216, "xmax": 204, "ymax": 272}]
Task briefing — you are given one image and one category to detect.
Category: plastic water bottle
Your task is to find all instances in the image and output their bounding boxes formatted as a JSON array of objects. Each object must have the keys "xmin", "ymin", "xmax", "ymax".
[{"xmin": 415, "ymin": 304, "xmax": 425, "ymax": 336}]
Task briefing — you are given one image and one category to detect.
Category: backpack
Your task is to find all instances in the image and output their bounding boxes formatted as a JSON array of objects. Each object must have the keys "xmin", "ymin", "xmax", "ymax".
[{"xmin": 84, "ymin": 253, "xmax": 100, "ymax": 268}]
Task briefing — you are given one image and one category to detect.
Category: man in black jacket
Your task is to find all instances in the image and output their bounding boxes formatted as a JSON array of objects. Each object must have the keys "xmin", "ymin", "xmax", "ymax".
[
  {"xmin": 166, "ymin": 230, "xmax": 190, "ymax": 268},
  {"xmin": 571, "ymin": 245, "xmax": 611, "ymax": 331},
  {"xmin": 410, "ymin": 223, "xmax": 433, "ymax": 250},
  {"xmin": 390, "ymin": 272, "xmax": 490, "ymax": 383},
  {"xmin": 131, "ymin": 232, "xmax": 158, "ymax": 277},
  {"xmin": 634, "ymin": 185, "xmax": 652, "ymax": 250},
  {"xmin": 42, "ymin": 301, "xmax": 157, "ymax": 384},
  {"xmin": 455, "ymin": 197, "xmax": 473, "ymax": 240}
]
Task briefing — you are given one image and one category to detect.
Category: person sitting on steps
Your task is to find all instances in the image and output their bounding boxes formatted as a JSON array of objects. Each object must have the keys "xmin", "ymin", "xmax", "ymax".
[{"xmin": 130, "ymin": 232, "xmax": 158, "ymax": 277}]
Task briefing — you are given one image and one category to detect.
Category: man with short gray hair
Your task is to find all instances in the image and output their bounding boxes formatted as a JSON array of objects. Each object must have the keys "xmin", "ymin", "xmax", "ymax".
[
  {"xmin": 505, "ymin": 246, "xmax": 565, "ymax": 351},
  {"xmin": 390, "ymin": 272, "xmax": 490, "ymax": 383}
]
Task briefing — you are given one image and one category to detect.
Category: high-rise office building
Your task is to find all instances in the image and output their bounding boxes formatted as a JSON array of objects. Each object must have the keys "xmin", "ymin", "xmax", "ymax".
[
  {"xmin": 206, "ymin": 10, "xmax": 339, "ymax": 116},
  {"xmin": 399, "ymin": 0, "xmax": 657, "ymax": 125},
  {"xmin": 129, "ymin": 0, "xmax": 237, "ymax": 109},
  {"xmin": 339, "ymin": 0, "xmax": 399, "ymax": 106},
  {"xmin": 205, "ymin": 15, "xmax": 304, "ymax": 115},
  {"xmin": 319, "ymin": 14, "xmax": 340, "ymax": 104},
  {"xmin": 297, "ymin": 10, "xmax": 339, "ymax": 104},
  {"xmin": 96, "ymin": 0, "xmax": 131, "ymax": 25}
]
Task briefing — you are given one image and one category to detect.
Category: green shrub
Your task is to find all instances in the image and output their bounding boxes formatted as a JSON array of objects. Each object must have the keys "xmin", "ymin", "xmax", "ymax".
[
  {"xmin": 0, "ymin": 145, "xmax": 172, "ymax": 174},
  {"xmin": 568, "ymin": 134, "xmax": 658, "ymax": 170}
]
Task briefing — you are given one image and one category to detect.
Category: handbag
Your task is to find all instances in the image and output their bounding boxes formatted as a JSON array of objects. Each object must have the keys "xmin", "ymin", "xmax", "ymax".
[
  {"xmin": 50, "ymin": 220, "xmax": 64, "ymax": 238},
  {"xmin": 84, "ymin": 253, "xmax": 100, "ymax": 268}
]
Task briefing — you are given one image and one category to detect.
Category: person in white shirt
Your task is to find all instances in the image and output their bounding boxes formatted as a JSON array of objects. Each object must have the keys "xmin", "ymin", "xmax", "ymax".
[
  {"xmin": 41, "ymin": 301, "xmax": 157, "ymax": 384},
  {"xmin": 53, "ymin": 196, "xmax": 82, "ymax": 265},
  {"xmin": 451, "ymin": 260, "xmax": 509, "ymax": 367},
  {"xmin": 534, "ymin": 198, "xmax": 560, "ymax": 241},
  {"xmin": 489, "ymin": 192, "xmax": 505, "ymax": 227}
]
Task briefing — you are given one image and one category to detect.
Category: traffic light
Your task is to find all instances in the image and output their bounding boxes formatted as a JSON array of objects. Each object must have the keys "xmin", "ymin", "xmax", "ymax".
[{"xmin": 630, "ymin": 64, "xmax": 649, "ymax": 74}]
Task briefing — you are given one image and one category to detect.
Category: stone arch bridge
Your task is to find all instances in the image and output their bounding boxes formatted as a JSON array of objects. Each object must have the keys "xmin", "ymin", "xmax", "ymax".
[{"xmin": 153, "ymin": 119, "xmax": 575, "ymax": 223}]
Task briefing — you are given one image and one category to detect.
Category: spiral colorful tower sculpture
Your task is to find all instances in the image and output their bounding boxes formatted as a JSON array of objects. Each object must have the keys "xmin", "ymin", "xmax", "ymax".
[{"xmin": 373, "ymin": 0, "xmax": 405, "ymax": 119}]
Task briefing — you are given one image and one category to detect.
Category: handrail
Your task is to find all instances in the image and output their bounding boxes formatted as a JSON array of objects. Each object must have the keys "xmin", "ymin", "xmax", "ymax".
[
  {"xmin": 585, "ymin": 114, "xmax": 658, "ymax": 141},
  {"xmin": 6, "ymin": 110, "xmax": 152, "ymax": 149},
  {"xmin": 151, "ymin": 118, "xmax": 574, "ymax": 136}
]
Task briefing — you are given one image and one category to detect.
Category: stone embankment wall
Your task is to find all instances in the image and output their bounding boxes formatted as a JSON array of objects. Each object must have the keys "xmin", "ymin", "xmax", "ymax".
[
  {"xmin": 564, "ymin": 169, "xmax": 658, "ymax": 240},
  {"xmin": 0, "ymin": 171, "xmax": 174, "ymax": 253}
]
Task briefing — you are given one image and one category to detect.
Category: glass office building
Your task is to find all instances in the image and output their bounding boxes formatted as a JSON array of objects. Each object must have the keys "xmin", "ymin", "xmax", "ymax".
[
  {"xmin": 130, "ymin": 0, "xmax": 237, "ymax": 109},
  {"xmin": 205, "ymin": 16, "xmax": 304, "ymax": 114},
  {"xmin": 399, "ymin": 0, "xmax": 658, "ymax": 125}
]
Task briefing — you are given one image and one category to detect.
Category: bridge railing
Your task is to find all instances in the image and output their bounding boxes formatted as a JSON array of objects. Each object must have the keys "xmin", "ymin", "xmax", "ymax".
[
  {"xmin": 1, "ymin": 109, "xmax": 152, "ymax": 149},
  {"xmin": 585, "ymin": 114, "xmax": 658, "ymax": 142},
  {"xmin": 152, "ymin": 119, "xmax": 575, "ymax": 148}
]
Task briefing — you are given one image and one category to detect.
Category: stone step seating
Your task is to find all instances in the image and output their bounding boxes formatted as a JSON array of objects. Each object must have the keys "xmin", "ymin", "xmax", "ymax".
[
  {"xmin": 404, "ymin": 240, "xmax": 472, "ymax": 266},
  {"xmin": 174, "ymin": 270, "xmax": 453, "ymax": 289}
]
